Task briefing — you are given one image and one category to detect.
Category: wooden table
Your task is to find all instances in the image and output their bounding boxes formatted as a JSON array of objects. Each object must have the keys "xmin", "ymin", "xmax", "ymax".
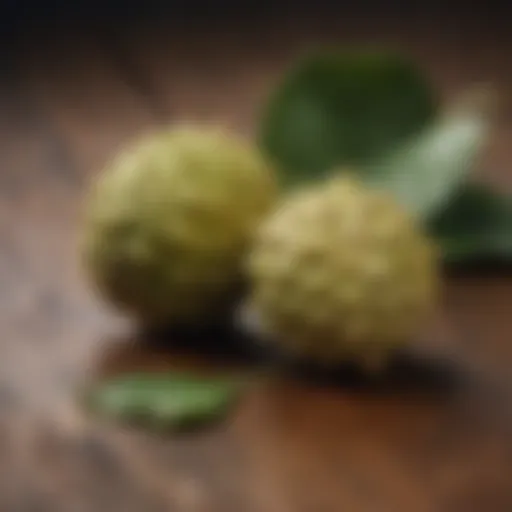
[{"xmin": 1, "ymin": 8, "xmax": 512, "ymax": 511}]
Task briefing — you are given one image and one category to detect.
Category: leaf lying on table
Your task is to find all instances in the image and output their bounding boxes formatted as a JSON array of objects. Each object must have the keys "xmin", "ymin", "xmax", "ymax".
[
  {"xmin": 430, "ymin": 183, "xmax": 512, "ymax": 263},
  {"xmin": 259, "ymin": 49, "xmax": 437, "ymax": 186},
  {"xmin": 87, "ymin": 372, "xmax": 244, "ymax": 431}
]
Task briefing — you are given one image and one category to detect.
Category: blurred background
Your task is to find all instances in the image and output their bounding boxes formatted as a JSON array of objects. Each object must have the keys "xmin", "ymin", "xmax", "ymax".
[
  {"xmin": 0, "ymin": 2, "xmax": 511, "ymax": 173},
  {"xmin": 0, "ymin": 2, "xmax": 511, "ymax": 192}
]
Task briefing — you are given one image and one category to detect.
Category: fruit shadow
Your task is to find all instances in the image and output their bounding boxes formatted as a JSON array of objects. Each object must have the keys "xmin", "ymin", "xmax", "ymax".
[
  {"xmin": 279, "ymin": 350, "xmax": 469, "ymax": 398},
  {"xmin": 93, "ymin": 322, "xmax": 469, "ymax": 400},
  {"xmin": 443, "ymin": 259, "xmax": 512, "ymax": 278},
  {"xmin": 93, "ymin": 322, "xmax": 269, "ymax": 380}
]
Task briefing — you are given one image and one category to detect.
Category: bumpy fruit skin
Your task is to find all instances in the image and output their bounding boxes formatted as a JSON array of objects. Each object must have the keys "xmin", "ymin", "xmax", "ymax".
[
  {"xmin": 246, "ymin": 175, "xmax": 439, "ymax": 372},
  {"xmin": 83, "ymin": 126, "xmax": 277, "ymax": 326}
]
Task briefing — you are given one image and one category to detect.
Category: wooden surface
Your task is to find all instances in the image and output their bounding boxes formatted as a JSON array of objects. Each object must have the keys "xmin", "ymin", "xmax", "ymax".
[{"xmin": 1, "ymin": 9, "xmax": 512, "ymax": 511}]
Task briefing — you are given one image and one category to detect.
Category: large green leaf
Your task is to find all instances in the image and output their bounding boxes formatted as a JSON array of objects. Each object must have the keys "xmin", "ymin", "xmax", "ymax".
[
  {"xmin": 367, "ymin": 101, "xmax": 490, "ymax": 219},
  {"xmin": 259, "ymin": 50, "xmax": 492, "ymax": 222},
  {"xmin": 87, "ymin": 372, "xmax": 243, "ymax": 431},
  {"xmin": 259, "ymin": 49, "xmax": 437, "ymax": 185},
  {"xmin": 430, "ymin": 183, "xmax": 512, "ymax": 263}
]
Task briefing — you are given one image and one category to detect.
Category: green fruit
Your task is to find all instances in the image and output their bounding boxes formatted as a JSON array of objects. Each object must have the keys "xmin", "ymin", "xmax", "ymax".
[
  {"xmin": 83, "ymin": 126, "xmax": 277, "ymax": 326},
  {"xmin": 246, "ymin": 174, "xmax": 439, "ymax": 372}
]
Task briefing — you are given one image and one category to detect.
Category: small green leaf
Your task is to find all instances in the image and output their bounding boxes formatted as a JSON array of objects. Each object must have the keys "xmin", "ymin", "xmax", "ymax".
[
  {"xmin": 367, "ymin": 97, "xmax": 491, "ymax": 220},
  {"xmin": 87, "ymin": 372, "xmax": 243, "ymax": 431},
  {"xmin": 430, "ymin": 183, "xmax": 512, "ymax": 263},
  {"xmin": 259, "ymin": 49, "xmax": 437, "ymax": 185}
]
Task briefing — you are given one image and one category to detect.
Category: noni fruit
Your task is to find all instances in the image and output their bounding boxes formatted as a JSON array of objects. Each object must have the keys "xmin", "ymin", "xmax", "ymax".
[
  {"xmin": 246, "ymin": 174, "xmax": 439, "ymax": 372},
  {"xmin": 83, "ymin": 126, "xmax": 277, "ymax": 326}
]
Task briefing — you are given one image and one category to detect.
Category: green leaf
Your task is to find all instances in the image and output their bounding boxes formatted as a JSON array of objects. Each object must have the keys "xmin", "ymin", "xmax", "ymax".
[
  {"xmin": 367, "ymin": 99, "xmax": 490, "ymax": 219},
  {"xmin": 259, "ymin": 49, "xmax": 437, "ymax": 185},
  {"xmin": 430, "ymin": 183, "xmax": 512, "ymax": 263},
  {"xmin": 87, "ymin": 372, "xmax": 243, "ymax": 431}
]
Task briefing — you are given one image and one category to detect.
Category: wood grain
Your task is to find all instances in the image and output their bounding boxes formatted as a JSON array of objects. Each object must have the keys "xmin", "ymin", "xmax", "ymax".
[{"xmin": 0, "ymin": 9, "xmax": 511, "ymax": 511}]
